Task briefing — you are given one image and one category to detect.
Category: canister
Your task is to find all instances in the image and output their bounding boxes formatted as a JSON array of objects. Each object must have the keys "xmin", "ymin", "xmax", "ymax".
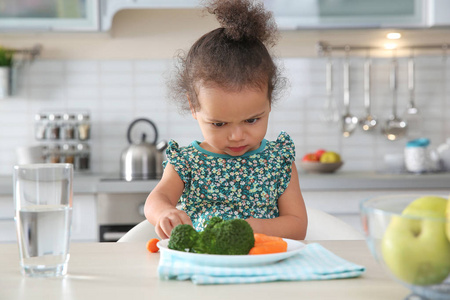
[{"xmin": 404, "ymin": 138, "xmax": 429, "ymax": 173}]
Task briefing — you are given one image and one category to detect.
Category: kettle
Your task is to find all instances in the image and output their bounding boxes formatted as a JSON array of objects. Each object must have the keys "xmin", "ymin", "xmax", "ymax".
[{"xmin": 120, "ymin": 118, "xmax": 167, "ymax": 181}]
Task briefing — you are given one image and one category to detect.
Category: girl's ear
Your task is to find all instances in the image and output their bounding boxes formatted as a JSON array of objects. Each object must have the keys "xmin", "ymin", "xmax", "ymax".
[{"xmin": 188, "ymin": 95, "xmax": 197, "ymax": 119}]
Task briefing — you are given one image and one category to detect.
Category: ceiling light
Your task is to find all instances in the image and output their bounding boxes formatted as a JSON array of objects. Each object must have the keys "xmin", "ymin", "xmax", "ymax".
[
  {"xmin": 384, "ymin": 43, "xmax": 397, "ymax": 50},
  {"xmin": 387, "ymin": 32, "xmax": 402, "ymax": 39}
]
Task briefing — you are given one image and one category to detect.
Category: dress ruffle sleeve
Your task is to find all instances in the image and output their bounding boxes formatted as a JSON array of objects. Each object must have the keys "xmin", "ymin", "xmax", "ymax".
[
  {"xmin": 276, "ymin": 131, "xmax": 295, "ymax": 162},
  {"xmin": 163, "ymin": 140, "xmax": 191, "ymax": 183},
  {"xmin": 275, "ymin": 131, "xmax": 296, "ymax": 195}
]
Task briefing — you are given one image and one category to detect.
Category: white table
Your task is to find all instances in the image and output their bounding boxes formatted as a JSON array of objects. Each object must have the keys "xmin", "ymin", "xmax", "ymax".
[{"xmin": 0, "ymin": 241, "xmax": 410, "ymax": 300}]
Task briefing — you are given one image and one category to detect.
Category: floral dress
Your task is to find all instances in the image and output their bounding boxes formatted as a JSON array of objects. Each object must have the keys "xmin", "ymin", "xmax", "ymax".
[{"xmin": 163, "ymin": 131, "xmax": 295, "ymax": 231}]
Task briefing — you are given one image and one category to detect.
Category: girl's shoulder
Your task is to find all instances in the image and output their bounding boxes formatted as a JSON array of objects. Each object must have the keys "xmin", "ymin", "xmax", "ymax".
[
  {"xmin": 265, "ymin": 131, "xmax": 295, "ymax": 161},
  {"xmin": 165, "ymin": 140, "xmax": 197, "ymax": 160}
]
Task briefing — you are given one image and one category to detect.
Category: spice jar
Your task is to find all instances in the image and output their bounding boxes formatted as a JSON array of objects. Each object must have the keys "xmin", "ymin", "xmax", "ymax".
[
  {"xmin": 62, "ymin": 113, "xmax": 76, "ymax": 140},
  {"xmin": 47, "ymin": 144, "xmax": 61, "ymax": 163},
  {"xmin": 34, "ymin": 113, "xmax": 48, "ymax": 140},
  {"xmin": 75, "ymin": 143, "xmax": 90, "ymax": 171},
  {"xmin": 61, "ymin": 144, "xmax": 75, "ymax": 164},
  {"xmin": 47, "ymin": 113, "xmax": 61, "ymax": 140},
  {"xmin": 77, "ymin": 113, "xmax": 90, "ymax": 141}
]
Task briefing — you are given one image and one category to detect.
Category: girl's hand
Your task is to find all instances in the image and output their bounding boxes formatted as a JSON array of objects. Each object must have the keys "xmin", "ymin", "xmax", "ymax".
[{"xmin": 155, "ymin": 208, "xmax": 193, "ymax": 239}]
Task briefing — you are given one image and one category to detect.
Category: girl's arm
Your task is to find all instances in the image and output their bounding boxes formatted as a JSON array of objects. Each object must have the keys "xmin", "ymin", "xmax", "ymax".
[
  {"xmin": 144, "ymin": 163, "xmax": 191, "ymax": 239},
  {"xmin": 246, "ymin": 163, "xmax": 308, "ymax": 240}
]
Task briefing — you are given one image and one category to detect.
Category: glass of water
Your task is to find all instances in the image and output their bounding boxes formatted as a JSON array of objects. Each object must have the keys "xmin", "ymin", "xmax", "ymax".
[{"xmin": 13, "ymin": 163, "xmax": 73, "ymax": 277}]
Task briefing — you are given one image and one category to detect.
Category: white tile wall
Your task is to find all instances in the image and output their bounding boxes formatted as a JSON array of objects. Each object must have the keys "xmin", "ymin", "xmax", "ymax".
[{"xmin": 0, "ymin": 56, "xmax": 449, "ymax": 176}]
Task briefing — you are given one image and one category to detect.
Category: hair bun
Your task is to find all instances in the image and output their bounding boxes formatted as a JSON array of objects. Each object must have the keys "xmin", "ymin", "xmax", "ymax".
[{"xmin": 205, "ymin": 0, "xmax": 278, "ymax": 46}]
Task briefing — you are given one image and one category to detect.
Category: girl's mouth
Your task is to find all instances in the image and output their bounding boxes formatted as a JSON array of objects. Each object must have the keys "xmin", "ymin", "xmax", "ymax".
[{"xmin": 228, "ymin": 146, "xmax": 247, "ymax": 153}]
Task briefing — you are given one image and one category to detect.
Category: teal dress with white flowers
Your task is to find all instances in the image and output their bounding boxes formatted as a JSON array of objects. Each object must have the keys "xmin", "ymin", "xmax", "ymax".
[{"xmin": 163, "ymin": 131, "xmax": 295, "ymax": 231}]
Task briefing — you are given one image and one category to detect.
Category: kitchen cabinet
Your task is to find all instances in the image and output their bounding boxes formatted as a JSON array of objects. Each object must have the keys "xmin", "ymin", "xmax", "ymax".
[
  {"xmin": 0, "ymin": 0, "xmax": 100, "ymax": 32},
  {"xmin": 2, "ymin": 0, "xmax": 450, "ymax": 32},
  {"xmin": 99, "ymin": 0, "xmax": 200, "ymax": 31},
  {"xmin": 0, "ymin": 193, "xmax": 97, "ymax": 244},
  {"xmin": 95, "ymin": 0, "xmax": 450, "ymax": 31},
  {"xmin": 0, "ymin": 195, "xmax": 16, "ymax": 243},
  {"xmin": 264, "ymin": 0, "xmax": 450, "ymax": 29},
  {"xmin": 302, "ymin": 188, "xmax": 450, "ymax": 234}
]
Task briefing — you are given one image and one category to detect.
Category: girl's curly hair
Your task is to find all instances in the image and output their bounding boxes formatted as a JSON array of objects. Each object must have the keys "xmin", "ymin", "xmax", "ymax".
[{"xmin": 168, "ymin": 0, "xmax": 286, "ymax": 113}]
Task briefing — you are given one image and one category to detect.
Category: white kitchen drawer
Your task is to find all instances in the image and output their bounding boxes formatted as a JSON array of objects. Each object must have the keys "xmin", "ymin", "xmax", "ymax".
[
  {"xmin": 71, "ymin": 194, "xmax": 98, "ymax": 242},
  {"xmin": 0, "ymin": 195, "xmax": 14, "ymax": 219},
  {"xmin": 0, "ymin": 219, "xmax": 16, "ymax": 243}
]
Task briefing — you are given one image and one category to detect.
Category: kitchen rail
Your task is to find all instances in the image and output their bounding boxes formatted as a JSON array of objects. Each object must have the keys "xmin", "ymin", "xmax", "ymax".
[{"xmin": 317, "ymin": 41, "xmax": 450, "ymax": 57}]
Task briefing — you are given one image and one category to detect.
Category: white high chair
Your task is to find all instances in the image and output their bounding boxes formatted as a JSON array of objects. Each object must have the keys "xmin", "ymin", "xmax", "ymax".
[{"xmin": 117, "ymin": 206, "xmax": 363, "ymax": 242}]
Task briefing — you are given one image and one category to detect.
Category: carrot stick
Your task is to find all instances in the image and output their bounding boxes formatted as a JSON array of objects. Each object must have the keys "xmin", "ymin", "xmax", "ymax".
[
  {"xmin": 249, "ymin": 240, "xmax": 288, "ymax": 255},
  {"xmin": 253, "ymin": 233, "xmax": 284, "ymax": 244},
  {"xmin": 146, "ymin": 238, "xmax": 160, "ymax": 253}
]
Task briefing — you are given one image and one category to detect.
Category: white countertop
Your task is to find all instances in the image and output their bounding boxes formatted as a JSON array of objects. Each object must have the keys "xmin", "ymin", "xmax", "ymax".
[
  {"xmin": 1, "ymin": 171, "xmax": 450, "ymax": 195},
  {"xmin": 0, "ymin": 240, "xmax": 411, "ymax": 300}
]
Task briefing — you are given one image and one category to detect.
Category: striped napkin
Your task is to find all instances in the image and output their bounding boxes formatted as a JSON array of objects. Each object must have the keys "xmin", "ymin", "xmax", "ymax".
[{"xmin": 158, "ymin": 243, "xmax": 365, "ymax": 285}]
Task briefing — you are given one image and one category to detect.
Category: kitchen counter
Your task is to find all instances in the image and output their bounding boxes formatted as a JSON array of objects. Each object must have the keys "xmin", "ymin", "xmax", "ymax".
[
  {"xmin": 1, "ymin": 171, "xmax": 450, "ymax": 195},
  {"xmin": 0, "ymin": 240, "xmax": 411, "ymax": 300}
]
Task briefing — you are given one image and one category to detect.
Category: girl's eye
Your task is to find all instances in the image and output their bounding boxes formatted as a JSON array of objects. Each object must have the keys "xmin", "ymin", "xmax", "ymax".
[
  {"xmin": 212, "ymin": 122, "xmax": 226, "ymax": 127},
  {"xmin": 245, "ymin": 118, "xmax": 259, "ymax": 124}
]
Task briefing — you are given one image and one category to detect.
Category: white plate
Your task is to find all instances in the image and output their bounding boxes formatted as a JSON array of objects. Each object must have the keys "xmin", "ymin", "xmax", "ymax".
[{"xmin": 157, "ymin": 238, "xmax": 306, "ymax": 267}]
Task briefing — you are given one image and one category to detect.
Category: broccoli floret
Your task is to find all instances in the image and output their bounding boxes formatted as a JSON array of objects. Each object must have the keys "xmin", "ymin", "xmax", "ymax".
[
  {"xmin": 191, "ymin": 216, "xmax": 223, "ymax": 254},
  {"xmin": 204, "ymin": 216, "xmax": 223, "ymax": 229},
  {"xmin": 168, "ymin": 217, "xmax": 255, "ymax": 255},
  {"xmin": 207, "ymin": 219, "xmax": 255, "ymax": 255},
  {"xmin": 168, "ymin": 224, "xmax": 199, "ymax": 252},
  {"xmin": 193, "ymin": 218, "xmax": 255, "ymax": 255}
]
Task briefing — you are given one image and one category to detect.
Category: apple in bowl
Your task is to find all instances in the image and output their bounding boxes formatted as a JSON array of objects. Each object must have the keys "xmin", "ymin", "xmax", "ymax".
[
  {"xmin": 300, "ymin": 149, "xmax": 343, "ymax": 173},
  {"xmin": 360, "ymin": 194, "xmax": 450, "ymax": 299}
]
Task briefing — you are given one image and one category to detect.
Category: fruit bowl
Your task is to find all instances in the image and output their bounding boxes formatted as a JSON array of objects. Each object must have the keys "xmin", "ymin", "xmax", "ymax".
[
  {"xmin": 360, "ymin": 194, "xmax": 450, "ymax": 300},
  {"xmin": 299, "ymin": 161, "xmax": 343, "ymax": 173}
]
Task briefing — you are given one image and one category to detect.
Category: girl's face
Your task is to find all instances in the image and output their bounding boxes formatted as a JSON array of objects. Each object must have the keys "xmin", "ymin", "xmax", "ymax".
[{"xmin": 191, "ymin": 85, "xmax": 271, "ymax": 156}]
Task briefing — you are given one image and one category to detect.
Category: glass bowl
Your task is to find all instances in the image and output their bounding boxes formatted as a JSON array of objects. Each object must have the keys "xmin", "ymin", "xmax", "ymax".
[{"xmin": 360, "ymin": 194, "xmax": 450, "ymax": 300}]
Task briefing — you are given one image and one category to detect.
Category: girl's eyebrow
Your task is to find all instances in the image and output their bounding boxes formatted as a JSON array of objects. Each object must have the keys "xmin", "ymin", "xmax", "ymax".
[{"xmin": 206, "ymin": 111, "xmax": 266, "ymax": 123}]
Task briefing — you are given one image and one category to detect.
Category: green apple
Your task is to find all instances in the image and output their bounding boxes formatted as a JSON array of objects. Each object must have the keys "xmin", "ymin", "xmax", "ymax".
[
  {"xmin": 447, "ymin": 197, "xmax": 450, "ymax": 242},
  {"xmin": 319, "ymin": 151, "xmax": 341, "ymax": 163},
  {"xmin": 402, "ymin": 196, "xmax": 448, "ymax": 218},
  {"xmin": 382, "ymin": 196, "xmax": 450, "ymax": 286}
]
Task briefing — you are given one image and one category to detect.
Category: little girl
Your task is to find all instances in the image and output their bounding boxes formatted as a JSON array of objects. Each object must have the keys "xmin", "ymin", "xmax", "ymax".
[{"xmin": 145, "ymin": 0, "xmax": 307, "ymax": 240}]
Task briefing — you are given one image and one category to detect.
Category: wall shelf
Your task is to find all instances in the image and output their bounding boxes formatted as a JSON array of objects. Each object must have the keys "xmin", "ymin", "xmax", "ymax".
[{"xmin": 0, "ymin": 44, "xmax": 42, "ymax": 98}]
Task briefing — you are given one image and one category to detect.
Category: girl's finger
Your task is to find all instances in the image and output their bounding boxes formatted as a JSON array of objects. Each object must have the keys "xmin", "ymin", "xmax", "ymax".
[
  {"xmin": 180, "ymin": 213, "xmax": 193, "ymax": 226},
  {"xmin": 155, "ymin": 224, "xmax": 169, "ymax": 240},
  {"xmin": 158, "ymin": 218, "xmax": 172, "ymax": 239}
]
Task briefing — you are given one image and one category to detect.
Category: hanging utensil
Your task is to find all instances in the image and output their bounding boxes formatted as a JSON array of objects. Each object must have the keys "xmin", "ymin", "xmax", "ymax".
[
  {"xmin": 404, "ymin": 51, "xmax": 422, "ymax": 138},
  {"xmin": 360, "ymin": 54, "xmax": 377, "ymax": 131},
  {"xmin": 383, "ymin": 55, "xmax": 407, "ymax": 141},
  {"xmin": 322, "ymin": 53, "xmax": 339, "ymax": 123},
  {"xmin": 406, "ymin": 53, "xmax": 419, "ymax": 114},
  {"xmin": 342, "ymin": 49, "xmax": 358, "ymax": 137}
]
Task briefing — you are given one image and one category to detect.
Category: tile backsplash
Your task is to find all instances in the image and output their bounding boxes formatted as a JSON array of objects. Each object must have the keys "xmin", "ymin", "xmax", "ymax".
[{"xmin": 0, "ymin": 56, "xmax": 449, "ymax": 176}]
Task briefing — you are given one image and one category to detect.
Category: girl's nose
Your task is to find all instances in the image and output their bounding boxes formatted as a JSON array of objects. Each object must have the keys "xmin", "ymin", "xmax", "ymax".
[{"xmin": 229, "ymin": 126, "xmax": 244, "ymax": 141}]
